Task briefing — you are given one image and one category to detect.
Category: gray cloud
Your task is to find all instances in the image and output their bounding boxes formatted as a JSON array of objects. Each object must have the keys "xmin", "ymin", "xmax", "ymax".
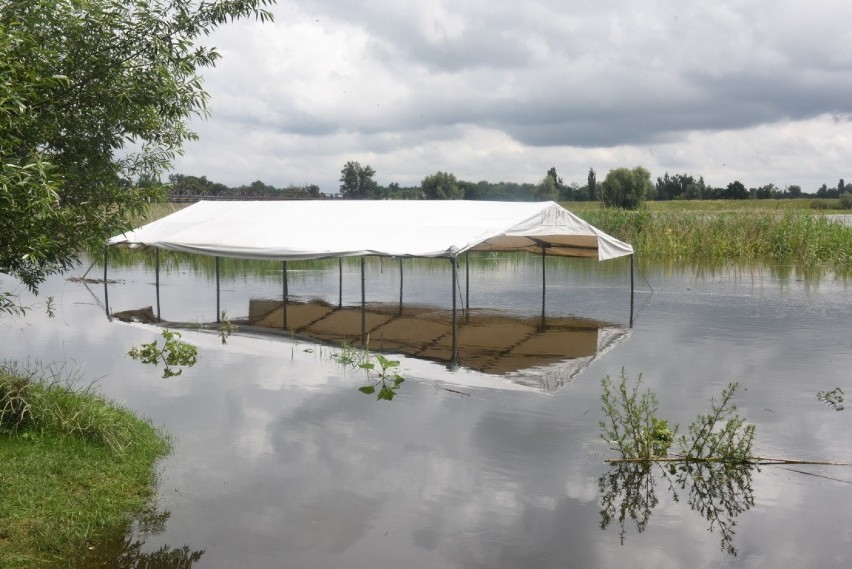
[{"xmin": 174, "ymin": 0, "xmax": 852, "ymax": 191}]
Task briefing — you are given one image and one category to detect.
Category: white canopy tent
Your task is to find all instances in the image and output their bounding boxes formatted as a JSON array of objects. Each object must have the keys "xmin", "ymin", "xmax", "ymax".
[
  {"xmin": 106, "ymin": 200, "xmax": 635, "ymax": 365},
  {"xmin": 107, "ymin": 200, "xmax": 633, "ymax": 260}
]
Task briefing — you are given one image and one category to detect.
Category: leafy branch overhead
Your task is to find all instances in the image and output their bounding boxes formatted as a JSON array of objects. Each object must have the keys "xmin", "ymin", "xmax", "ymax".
[{"xmin": 0, "ymin": 0, "xmax": 276, "ymax": 292}]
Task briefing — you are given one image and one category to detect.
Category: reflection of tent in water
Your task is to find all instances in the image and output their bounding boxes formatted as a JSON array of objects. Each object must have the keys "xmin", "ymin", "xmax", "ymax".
[
  {"xmin": 107, "ymin": 200, "xmax": 635, "ymax": 377},
  {"xmin": 245, "ymin": 299, "xmax": 630, "ymax": 392}
]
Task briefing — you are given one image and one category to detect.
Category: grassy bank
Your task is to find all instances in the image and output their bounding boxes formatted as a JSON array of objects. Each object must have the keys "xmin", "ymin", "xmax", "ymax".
[{"xmin": 0, "ymin": 363, "xmax": 170, "ymax": 568}]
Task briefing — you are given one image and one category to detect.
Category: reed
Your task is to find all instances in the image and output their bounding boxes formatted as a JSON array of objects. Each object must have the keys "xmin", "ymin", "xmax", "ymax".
[{"xmin": 577, "ymin": 209, "xmax": 852, "ymax": 271}]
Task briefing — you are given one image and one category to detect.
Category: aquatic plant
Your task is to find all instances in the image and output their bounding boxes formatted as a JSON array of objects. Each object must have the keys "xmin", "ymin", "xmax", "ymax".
[
  {"xmin": 330, "ymin": 342, "xmax": 405, "ymax": 401},
  {"xmin": 218, "ymin": 310, "xmax": 234, "ymax": 344},
  {"xmin": 600, "ymin": 371, "xmax": 754, "ymax": 463},
  {"xmin": 357, "ymin": 353, "xmax": 406, "ymax": 401},
  {"xmin": 817, "ymin": 387, "xmax": 845, "ymax": 411},
  {"xmin": 600, "ymin": 370, "xmax": 675, "ymax": 460},
  {"xmin": 128, "ymin": 329, "xmax": 198, "ymax": 379},
  {"xmin": 600, "ymin": 459, "xmax": 755, "ymax": 556},
  {"xmin": 578, "ymin": 209, "xmax": 852, "ymax": 272},
  {"xmin": 599, "ymin": 371, "xmax": 757, "ymax": 555}
]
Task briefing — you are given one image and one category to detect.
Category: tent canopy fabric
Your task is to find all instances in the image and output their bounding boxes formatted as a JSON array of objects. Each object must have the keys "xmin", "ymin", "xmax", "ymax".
[{"xmin": 108, "ymin": 200, "xmax": 633, "ymax": 261}]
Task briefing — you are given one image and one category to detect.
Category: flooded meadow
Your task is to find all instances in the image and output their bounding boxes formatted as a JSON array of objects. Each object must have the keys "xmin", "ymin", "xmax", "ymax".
[{"xmin": 4, "ymin": 253, "xmax": 852, "ymax": 568}]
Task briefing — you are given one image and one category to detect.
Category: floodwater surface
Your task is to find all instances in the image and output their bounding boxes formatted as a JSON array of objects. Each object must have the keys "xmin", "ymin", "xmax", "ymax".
[{"xmin": 4, "ymin": 254, "xmax": 852, "ymax": 568}]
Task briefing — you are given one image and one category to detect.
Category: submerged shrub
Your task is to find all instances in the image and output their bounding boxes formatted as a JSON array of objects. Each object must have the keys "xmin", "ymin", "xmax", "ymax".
[{"xmin": 601, "ymin": 370, "xmax": 755, "ymax": 463}]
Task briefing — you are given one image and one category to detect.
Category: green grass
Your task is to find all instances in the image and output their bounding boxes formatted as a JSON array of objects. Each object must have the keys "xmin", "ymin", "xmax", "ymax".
[{"xmin": 0, "ymin": 363, "xmax": 170, "ymax": 568}]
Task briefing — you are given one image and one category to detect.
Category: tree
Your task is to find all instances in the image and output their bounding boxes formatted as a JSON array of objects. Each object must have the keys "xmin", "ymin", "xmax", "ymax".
[
  {"xmin": 421, "ymin": 171, "xmax": 462, "ymax": 200},
  {"xmin": 0, "ymin": 0, "xmax": 275, "ymax": 293},
  {"xmin": 535, "ymin": 174, "xmax": 558, "ymax": 201},
  {"xmin": 723, "ymin": 181, "xmax": 749, "ymax": 200},
  {"xmin": 587, "ymin": 169, "xmax": 597, "ymax": 201},
  {"xmin": 598, "ymin": 166, "xmax": 653, "ymax": 210},
  {"xmin": 339, "ymin": 161, "xmax": 379, "ymax": 199},
  {"xmin": 784, "ymin": 185, "xmax": 803, "ymax": 199},
  {"xmin": 656, "ymin": 172, "xmax": 703, "ymax": 200}
]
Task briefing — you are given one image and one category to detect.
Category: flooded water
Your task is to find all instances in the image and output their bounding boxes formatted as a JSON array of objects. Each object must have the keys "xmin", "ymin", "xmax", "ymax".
[{"xmin": 4, "ymin": 254, "xmax": 852, "ymax": 568}]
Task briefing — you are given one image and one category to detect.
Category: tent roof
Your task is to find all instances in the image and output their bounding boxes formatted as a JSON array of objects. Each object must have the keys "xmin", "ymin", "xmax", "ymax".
[{"xmin": 108, "ymin": 200, "xmax": 633, "ymax": 261}]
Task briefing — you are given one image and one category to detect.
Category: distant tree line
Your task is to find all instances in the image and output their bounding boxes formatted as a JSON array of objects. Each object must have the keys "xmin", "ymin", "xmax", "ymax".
[
  {"xmin": 164, "ymin": 164, "xmax": 852, "ymax": 211},
  {"xmin": 166, "ymin": 174, "xmax": 322, "ymax": 201}
]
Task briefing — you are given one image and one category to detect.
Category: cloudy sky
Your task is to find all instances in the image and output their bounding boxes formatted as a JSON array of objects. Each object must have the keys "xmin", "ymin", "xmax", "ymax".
[{"xmin": 173, "ymin": 0, "xmax": 852, "ymax": 194}]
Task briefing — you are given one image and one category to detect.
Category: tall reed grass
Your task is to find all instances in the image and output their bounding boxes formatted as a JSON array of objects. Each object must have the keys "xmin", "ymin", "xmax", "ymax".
[{"xmin": 578, "ymin": 209, "xmax": 852, "ymax": 272}]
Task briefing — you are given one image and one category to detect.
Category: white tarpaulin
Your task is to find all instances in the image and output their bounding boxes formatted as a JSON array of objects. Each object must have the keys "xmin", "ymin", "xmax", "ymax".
[{"xmin": 108, "ymin": 200, "xmax": 633, "ymax": 261}]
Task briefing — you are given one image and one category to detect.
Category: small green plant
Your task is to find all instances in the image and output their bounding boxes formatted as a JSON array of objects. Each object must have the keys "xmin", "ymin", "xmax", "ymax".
[
  {"xmin": 218, "ymin": 310, "xmax": 234, "ymax": 344},
  {"xmin": 332, "ymin": 341, "xmax": 371, "ymax": 368},
  {"xmin": 128, "ymin": 329, "xmax": 198, "ymax": 379},
  {"xmin": 357, "ymin": 354, "xmax": 405, "ymax": 401},
  {"xmin": 817, "ymin": 387, "xmax": 845, "ymax": 411}
]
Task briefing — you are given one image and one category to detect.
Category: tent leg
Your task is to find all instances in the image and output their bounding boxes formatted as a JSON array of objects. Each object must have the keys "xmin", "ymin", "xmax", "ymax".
[
  {"xmin": 215, "ymin": 256, "xmax": 221, "ymax": 323},
  {"xmin": 282, "ymin": 260, "xmax": 289, "ymax": 330},
  {"xmin": 540, "ymin": 245, "xmax": 547, "ymax": 329},
  {"xmin": 155, "ymin": 248, "xmax": 161, "ymax": 321},
  {"xmin": 451, "ymin": 257, "xmax": 458, "ymax": 368},
  {"xmin": 360, "ymin": 257, "xmax": 366, "ymax": 347},
  {"xmin": 465, "ymin": 251, "xmax": 470, "ymax": 315},
  {"xmin": 398, "ymin": 258, "xmax": 403, "ymax": 315},
  {"xmin": 338, "ymin": 258, "xmax": 343, "ymax": 309},
  {"xmin": 103, "ymin": 246, "xmax": 110, "ymax": 319},
  {"xmin": 630, "ymin": 255, "xmax": 635, "ymax": 328}
]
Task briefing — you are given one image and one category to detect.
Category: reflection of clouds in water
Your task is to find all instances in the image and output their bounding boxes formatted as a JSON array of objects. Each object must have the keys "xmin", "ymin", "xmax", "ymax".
[{"xmin": 5, "ymin": 263, "xmax": 852, "ymax": 567}]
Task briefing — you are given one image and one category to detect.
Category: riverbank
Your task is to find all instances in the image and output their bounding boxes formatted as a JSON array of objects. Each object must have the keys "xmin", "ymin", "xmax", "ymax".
[{"xmin": 0, "ymin": 364, "xmax": 170, "ymax": 568}]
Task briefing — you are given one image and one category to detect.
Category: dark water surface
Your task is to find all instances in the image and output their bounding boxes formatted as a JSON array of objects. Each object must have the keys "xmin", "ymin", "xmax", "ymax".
[{"xmin": 4, "ymin": 255, "xmax": 852, "ymax": 568}]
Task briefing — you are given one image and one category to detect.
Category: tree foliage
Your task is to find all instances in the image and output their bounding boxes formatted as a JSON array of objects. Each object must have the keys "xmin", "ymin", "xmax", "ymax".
[
  {"xmin": 339, "ymin": 161, "xmax": 378, "ymax": 199},
  {"xmin": 0, "ymin": 0, "xmax": 275, "ymax": 292},
  {"xmin": 421, "ymin": 171, "xmax": 462, "ymax": 200},
  {"xmin": 598, "ymin": 166, "xmax": 652, "ymax": 210},
  {"xmin": 535, "ymin": 173, "xmax": 559, "ymax": 201}
]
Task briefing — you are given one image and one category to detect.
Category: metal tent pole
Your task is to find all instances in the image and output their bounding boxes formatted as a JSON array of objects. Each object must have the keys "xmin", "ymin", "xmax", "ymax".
[
  {"xmin": 338, "ymin": 258, "xmax": 343, "ymax": 308},
  {"xmin": 398, "ymin": 258, "xmax": 403, "ymax": 315},
  {"xmin": 451, "ymin": 256, "xmax": 458, "ymax": 367},
  {"xmin": 103, "ymin": 246, "xmax": 110, "ymax": 318},
  {"xmin": 540, "ymin": 245, "xmax": 547, "ymax": 329},
  {"xmin": 215, "ymin": 256, "xmax": 221, "ymax": 323},
  {"xmin": 360, "ymin": 256, "xmax": 366, "ymax": 347},
  {"xmin": 155, "ymin": 248, "xmax": 161, "ymax": 321},
  {"xmin": 630, "ymin": 255, "xmax": 635, "ymax": 328},
  {"xmin": 465, "ymin": 251, "xmax": 470, "ymax": 312},
  {"xmin": 282, "ymin": 260, "xmax": 289, "ymax": 330}
]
